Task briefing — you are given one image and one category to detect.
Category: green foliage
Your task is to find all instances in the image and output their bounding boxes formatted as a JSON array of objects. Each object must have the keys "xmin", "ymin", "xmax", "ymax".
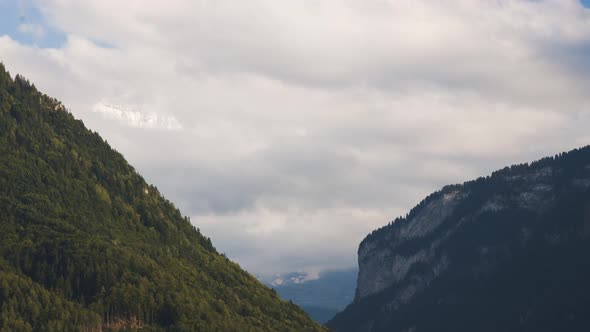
[{"xmin": 0, "ymin": 63, "xmax": 327, "ymax": 331}]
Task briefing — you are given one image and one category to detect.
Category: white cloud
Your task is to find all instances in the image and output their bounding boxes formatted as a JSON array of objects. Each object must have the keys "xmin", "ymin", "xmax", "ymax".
[
  {"xmin": 1, "ymin": 0, "xmax": 590, "ymax": 276},
  {"xmin": 17, "ymin": 23, "xmax": 45, "ymax": 39},
  {"xmin": 93, "ymin": 102, "xmax": 182, "ymax": 130}
]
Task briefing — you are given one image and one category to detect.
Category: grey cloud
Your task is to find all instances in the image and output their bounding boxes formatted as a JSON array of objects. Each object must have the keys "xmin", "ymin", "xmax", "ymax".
[{"xmin": 1, "ymin": 0, "xmax": 590, "ymax": 276}]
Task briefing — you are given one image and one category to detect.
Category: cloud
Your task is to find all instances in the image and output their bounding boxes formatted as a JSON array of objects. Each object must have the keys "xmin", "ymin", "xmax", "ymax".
[
  {"xmin": 93, "ymin": 102, "xmax": 182, "ymax": 130},
  {"xmin": 1, "ymin": 0, "xmax": 590, "ymax": 276},
  {"xmin": 17, "ymin": 22, "xmax": 45, "ymax": 39}
]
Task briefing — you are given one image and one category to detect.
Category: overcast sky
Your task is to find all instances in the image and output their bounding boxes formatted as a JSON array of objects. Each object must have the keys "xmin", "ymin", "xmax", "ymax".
[{"xmin": 1, "ymin": 0, "xmax": 590, "ymax": 276}]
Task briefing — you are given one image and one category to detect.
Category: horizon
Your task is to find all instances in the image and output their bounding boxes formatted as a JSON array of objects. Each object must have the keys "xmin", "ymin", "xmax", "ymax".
[{"xmin": 2, "ymin": 0, "xmax": 590, "ymax": 277}]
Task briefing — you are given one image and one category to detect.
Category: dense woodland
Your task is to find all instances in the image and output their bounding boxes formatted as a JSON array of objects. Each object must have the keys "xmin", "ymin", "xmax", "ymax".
[
  {"xmin": 0, "ymin": 63, "xmax": 327, "ymax": 331},
  {"xmin": 329, "ymin": 145, "xmax": 590, "ymax": 331}
]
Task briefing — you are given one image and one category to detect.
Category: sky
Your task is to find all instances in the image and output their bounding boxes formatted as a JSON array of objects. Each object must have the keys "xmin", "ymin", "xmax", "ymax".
[{"xmin": 1, "ymin": 0, "xmax": 590, "ymax": 277}]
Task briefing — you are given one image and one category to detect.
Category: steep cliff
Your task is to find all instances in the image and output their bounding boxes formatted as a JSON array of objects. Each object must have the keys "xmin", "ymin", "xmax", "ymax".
[{"xmin": 329, "ymin": 147, "xmax": 590, "ymax": 332}]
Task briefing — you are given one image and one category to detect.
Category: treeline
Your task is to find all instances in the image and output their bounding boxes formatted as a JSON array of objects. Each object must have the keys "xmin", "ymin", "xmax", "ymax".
[
  {"xmin": 362, "ymin": 144, "xmax": 590, "ymax": 247},
  {"xmin": 0, "ymin": 63, "xmax": 325, "ymax": 331}
]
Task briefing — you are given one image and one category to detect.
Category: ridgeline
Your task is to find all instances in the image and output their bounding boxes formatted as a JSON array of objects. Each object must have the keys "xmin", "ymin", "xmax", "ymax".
[{"xmin": 0, "ymin": 63, "xmax": 327, "ymax": 332}]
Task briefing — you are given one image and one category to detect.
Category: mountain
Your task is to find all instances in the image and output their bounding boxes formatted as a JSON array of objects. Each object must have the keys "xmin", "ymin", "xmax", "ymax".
[
  {"xmin": 0, "ymin": 63, "xmax": 326, "ymax": 331},
  {"xmin": 263, "ymin": 271, "xmax": 318, "ymax": 287},
  {"xmin": 329, "ymin": 147, "xmax": 590, "ymax": 332},
  {"xmin": 300, "ymin": 306, "xmax": 339, "ymax": 325},
  {"xmin": 263, "ymin": 268, "xmax": 357, "ymax": 323}
]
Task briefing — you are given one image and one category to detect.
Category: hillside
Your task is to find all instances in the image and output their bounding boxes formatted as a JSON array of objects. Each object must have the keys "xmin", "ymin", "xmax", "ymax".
[
  {"xmin": 0, "ymin": 63, "xmax": 326, "ymax": 331},
  {"xmin": 329, "ymin": 146, "xmax": 590, "ymax": 332}
]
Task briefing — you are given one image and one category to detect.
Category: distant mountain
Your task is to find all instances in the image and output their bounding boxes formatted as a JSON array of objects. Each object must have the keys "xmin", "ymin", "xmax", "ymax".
[
  {"xmin": 263, "ymin": 271, "xmax": 320, "ymax": 287},
  {"xmin": 264, "ymin": 268, "xmax": 357, "ymax": 323},
  {"xmin": 0, "ymin": 63, "xmax": 325, "ymax": 331},
  {"xmin": 300, "ymin": 306, "xmax": 339, "ymax": 325},
  {"xmin": 329, "ymin": 147, "xmax": 590, "ymax": 332}
]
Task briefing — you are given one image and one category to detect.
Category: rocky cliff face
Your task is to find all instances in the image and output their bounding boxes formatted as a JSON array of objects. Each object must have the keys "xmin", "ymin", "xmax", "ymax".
[
  {"xmin": 355, "ymin": 189, "xmax": 462, "ymax": 301},
  {"xmin": 329, "ymin": 147, "xmax": 590, "ymax": 332}
]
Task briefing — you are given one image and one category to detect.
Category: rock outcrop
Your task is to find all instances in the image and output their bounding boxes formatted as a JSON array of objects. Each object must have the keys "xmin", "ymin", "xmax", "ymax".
[{"xmin": 329, "ymin": 147, "xmax": 590, "ymax": 332}]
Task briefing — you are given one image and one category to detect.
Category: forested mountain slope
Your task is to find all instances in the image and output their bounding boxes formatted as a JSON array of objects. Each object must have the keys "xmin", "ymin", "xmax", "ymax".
[
  {"xmin": 0, "ymin": 63, "xmax": 326, "ymax": 332},
  {"xmin": 329, "ymin": 146, "xmax": 590, "ymax": 332}
]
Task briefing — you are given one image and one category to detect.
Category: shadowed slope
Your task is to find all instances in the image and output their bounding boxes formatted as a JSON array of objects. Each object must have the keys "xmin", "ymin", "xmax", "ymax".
[{"xmin": 330, "ymin": 146, "xmax": 590, "ymax": 332}]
